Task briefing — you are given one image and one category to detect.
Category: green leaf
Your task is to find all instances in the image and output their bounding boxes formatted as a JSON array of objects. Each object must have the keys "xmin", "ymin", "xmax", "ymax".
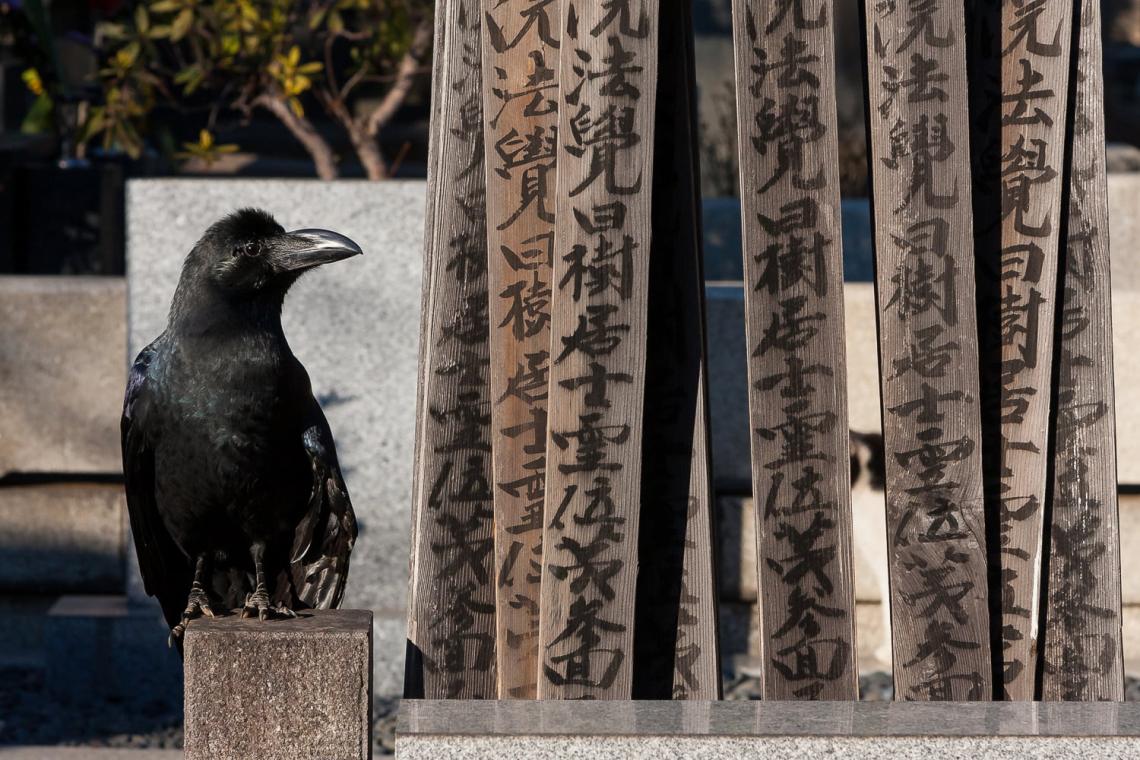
[
  {"xmin": 20, "ymin": 93, "xmax": 54, "ymax": 135},
  {"xmin": 150, "ymin": 0, "xmax": 182, "ymax": 12},
  {"xmin": 135, "ymin": 6, "xmax": 150, "ymax": 33},
  {"xmin": 171, "ymin": 8, "xmax": 194, "ymax": 40}
]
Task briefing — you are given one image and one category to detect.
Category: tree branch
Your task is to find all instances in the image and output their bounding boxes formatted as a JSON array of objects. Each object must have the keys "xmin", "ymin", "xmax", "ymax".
[
  {"xmin": 252, "ymin": 93, "xmax": 339, "ymax": 180},
  {"xmin": 365, "ymin": 16, "xmax": 432, "ymax": 138}
]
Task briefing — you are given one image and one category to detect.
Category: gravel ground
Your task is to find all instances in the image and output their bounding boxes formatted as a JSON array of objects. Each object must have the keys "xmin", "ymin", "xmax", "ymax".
[{"xmin": 3, "ymin": 660, "xmax": 1138, "ymax": 754}]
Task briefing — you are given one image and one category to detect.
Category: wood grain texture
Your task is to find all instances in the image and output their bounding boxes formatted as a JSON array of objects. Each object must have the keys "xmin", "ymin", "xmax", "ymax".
[
  {"xmin": 994, "ymin": 0, "xmax": 1073, "ymax": 701},
  {"xmin": 631, "ymin": 0, "xmax": 720, "ymax": 701},
  {"xmin": 1041, "ymin": 0, "xmax": 1124, "ymax": 702},
  {"xmin": 480, "ymin": 0, "xmax": 561, "ymax": 700},
  {"xmin": 861, "ymin": 0, "xmax": 992, "ymax": 701},
  {"xmin": 731, "ymin": 0, "xmax": 858, "ymax": 700},
  {"xmin": 538, "ymin": 0, "xmax": 659, "ymax": 699},
  {"xmin": 406, "ymin": 0, "xmax": 497, "ymax": 699}
]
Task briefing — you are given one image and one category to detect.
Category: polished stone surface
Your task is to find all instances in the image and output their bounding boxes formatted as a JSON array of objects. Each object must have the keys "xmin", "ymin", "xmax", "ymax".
[{"xmin": 398, "ymin": 699, "xmax": 1140, "ymax": 738}]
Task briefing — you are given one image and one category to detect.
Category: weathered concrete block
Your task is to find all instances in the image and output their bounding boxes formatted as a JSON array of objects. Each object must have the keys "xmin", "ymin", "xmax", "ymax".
[
  {"xmin": 0, "ymin": 483, "xmax": 124, "ymax": 592},
  {"xmin": 397, "ymin": 700, "xmax": 1140, "ymax": 759},
  {"xmin": 127, "ymin": 179, "xmax": 423, "ymax": 696},
  {"xmin": 0, "ymin": 276, "xmax": 125, "ymax": 475},
  {"xmin": 184, "ymin": 609, "xmax": 372, "ymax": 760}
]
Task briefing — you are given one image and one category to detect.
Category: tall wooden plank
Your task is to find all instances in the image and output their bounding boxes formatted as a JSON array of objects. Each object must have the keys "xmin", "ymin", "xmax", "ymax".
[
  {"xmin": 1042, "ymin": 0, "xmax": 1125, "ymax": 702},
  {"xmin": 732, "ymin": 0, "xmax": 858, "ymax": 700},
  {"xmin": 538, "ymin": 0, "xmax": 660, "ymax": 699},
  {"xmin": 632, "ymin": 0, "xmax": 721, "ymax": 700},
  {"xmin": 406, "ymin": 0, "xmax": 497, "ymax": 699},
  {"xmin": 861, "ymin": 1, "xmax": 992, "ymax": 700},
  {"xmin": 994, "ymin": 0, "xmax": 1073, "ymax": 701},
  {"xmin": 480, "ymin": 0, "xmax": 561, "ymax": 700}
]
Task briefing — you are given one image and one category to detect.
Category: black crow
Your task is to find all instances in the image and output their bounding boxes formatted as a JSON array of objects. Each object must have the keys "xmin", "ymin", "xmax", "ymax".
[{"xmin": 122, "ymin": 208, "xmax": 361, "ymax": 645}]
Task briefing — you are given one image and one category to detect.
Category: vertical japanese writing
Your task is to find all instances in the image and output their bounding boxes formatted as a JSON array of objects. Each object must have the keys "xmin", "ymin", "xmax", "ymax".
[
  {"xmin": 538, "ymin": 0, "xmax": 659, "ymax": 699},
  {"xmin": 481, "ymin": 0, "xmax": 560, "ymax": 700},
  {"xmin": 863, "ymin": 1, "xmax": 992, "ymax": 700},
  {"xmin": 731, "ymin": 0, "xmax": 857, "ymax": 700},
  {"xmin": 632, "ymin": 0, "xmax": 720, "ymax": 700},
  {"xmin": 995, "ymin": 0, "xmax": 1071, "ymax": 701},
  {"xmin": 1042, "ymin": 0, "xmax": 1124, "ymax": 702},
  {"xmin": 407, "ymin": 0, "xmax": 497, "ymax": 699}
]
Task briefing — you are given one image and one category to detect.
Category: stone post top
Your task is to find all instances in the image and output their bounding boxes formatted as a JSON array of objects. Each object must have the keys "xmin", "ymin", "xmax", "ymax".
[
  {"xmin": 183, "ymin": 608, "xmax": 372, "ymax": 639},
  {"xmin": 398, "ymin": 700, "xmax": 1140, "ymax": 738}
]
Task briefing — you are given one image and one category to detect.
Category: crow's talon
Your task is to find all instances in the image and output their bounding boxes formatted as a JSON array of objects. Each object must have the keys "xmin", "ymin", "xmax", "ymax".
[
  {"xmin": 182, "ymin": 586, "xmax": 214, "ymax": 621},
  {"xmin": 275, "ymin": 602, "xmax": 297, "ymax": 618},
  {"xmin": 242, "ymin": 587, "xmax": 272, "ymax": 620}
]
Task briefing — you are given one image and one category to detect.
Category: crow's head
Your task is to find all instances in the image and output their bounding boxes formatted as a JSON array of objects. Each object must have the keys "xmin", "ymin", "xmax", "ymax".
[{"xmin": 188, "ymin": 208, "xmax": 363, "ymax": 296}]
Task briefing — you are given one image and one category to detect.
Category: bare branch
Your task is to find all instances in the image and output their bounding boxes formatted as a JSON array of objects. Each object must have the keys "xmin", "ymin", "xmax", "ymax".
[
  {"xmin": 364, "ymin": 15, "xmax": 432, "ymax": 138},
  {"xmin": 252, "ymin": 93, "xmax": 339, "ymax": 180}
]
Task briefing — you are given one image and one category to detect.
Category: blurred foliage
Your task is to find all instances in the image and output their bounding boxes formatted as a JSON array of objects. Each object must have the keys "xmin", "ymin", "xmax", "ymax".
[{"xmin": 82, "ymin": 0, "xmax": 432, "ymax": 177}]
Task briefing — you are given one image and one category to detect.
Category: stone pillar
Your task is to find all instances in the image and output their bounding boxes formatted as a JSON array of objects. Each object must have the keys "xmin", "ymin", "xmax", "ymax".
[{"xmin": 184, "ymin": 609, "xmax": 372, "ymax": 760}]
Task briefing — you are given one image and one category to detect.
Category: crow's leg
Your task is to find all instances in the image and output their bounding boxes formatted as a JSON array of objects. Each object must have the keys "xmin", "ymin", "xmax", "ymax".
[
  {"xmin": 170, "ymin": 554, "xmax": 215, "ymax": 641},
  {"xmin": 241, "ymin": 542, "xmax": 296, "ymax": 621}
]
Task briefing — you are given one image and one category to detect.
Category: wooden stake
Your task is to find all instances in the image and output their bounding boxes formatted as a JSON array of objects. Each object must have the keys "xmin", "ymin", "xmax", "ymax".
[
  {"xmin": 481, "ymin": 0, "xmax": 561, "ymax": 700},
  {"xmin": 732, "ymin": 0, "xmax": 858, "ymax": 700},
  {"xmin": 1042, "ymin": 0, "xmax": 1124, "ymax": 702},
  {"xmin": 861, "ymin": 0, "xmax": 992, "ymax": 700},
  {"xmin": 406, "ymin": 0, "xmax": 497, "ymax": 699},
  {"xmin": 992, "ymin": 0, "xmax": 1073, "ymax": 701},
  {"xmin": 538, "ymin": 0, "xmax": 660, "ymax": 699}
]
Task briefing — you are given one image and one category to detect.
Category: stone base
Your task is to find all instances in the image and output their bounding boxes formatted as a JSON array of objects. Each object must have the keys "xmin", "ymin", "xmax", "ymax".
[
  {"xmin": 184, "ymin": 608, "xmax": 372, "ymax": 760},
  {"xmin": 397, "ymin": 701, "xmax": 1140, "ymax": 759}
]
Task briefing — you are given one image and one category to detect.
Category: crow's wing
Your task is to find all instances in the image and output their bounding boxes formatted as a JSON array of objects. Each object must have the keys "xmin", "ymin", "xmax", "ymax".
[
  {"xmin": 288, "ymin": 376, "xmax": 358, "ymax": 609},
  {"xmin": 122, "ymin": 342, "xmax": 191, "ymax": 630}
]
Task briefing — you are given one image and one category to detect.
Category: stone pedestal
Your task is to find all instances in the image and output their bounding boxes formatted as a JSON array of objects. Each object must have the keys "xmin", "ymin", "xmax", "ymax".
[
  {"xmin": 184, "ymin": 609, "xmax": 372, "ymax": 760},
  {"xmin": 397, "ymin": 700, "xmax": 1140, "ymax": 759}
]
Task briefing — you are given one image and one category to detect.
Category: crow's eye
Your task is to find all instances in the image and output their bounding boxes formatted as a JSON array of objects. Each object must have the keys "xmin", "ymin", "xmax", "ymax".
[{"xmin": 232, "ymin": 242, "xmax": 259, "ymax": 258}]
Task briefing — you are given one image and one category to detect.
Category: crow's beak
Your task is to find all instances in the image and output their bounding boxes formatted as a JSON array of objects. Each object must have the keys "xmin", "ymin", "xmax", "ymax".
[{"xmin": 272, "ymin": 228, "xmax": 363, "ymax": 273}]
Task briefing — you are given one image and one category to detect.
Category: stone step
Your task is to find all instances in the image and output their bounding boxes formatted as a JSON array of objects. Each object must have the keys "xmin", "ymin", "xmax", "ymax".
[{"xmin": 0, "ymin": 483, "xmax": 125, "ymax": 593}]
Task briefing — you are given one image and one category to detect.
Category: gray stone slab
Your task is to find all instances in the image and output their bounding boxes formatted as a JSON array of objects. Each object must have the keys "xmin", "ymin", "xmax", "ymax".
[
  {"xmin": 1111, "ymin": 174, "xmax": 1140, "ymax": 292},
  {"xmin": 0, "ymin": 276, "xmax": 125, "ymax": 475},
  {"xmin": 126, "ymin": 179, "xmax": 424, "ymax": 695},
  {"xmin": 397, "ymin": 700, "xmax": 1140, "ymax": 759},
  {"xmin": 0, "ymin": 484, "xmax": 124, "ymax": 593},
  {"xmin": 184, "ymin": 609, "xmax": 371, "ymax": 760}
]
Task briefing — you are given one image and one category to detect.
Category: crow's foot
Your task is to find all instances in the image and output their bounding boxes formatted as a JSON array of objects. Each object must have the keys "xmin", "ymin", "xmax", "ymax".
[
  {"xmin": 240, "ymin": 591, "xmax": 297, "ymax": 621},
  {"xmin": 241, "ymin": 586, "xmax": 272, "ymax": 620},
  {"xmin": 169, "ymin": 585, "xmax": 215, "ymax": 643}
]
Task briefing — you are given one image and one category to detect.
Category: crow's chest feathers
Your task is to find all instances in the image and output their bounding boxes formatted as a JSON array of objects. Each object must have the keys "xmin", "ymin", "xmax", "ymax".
[{"xmin": 161, "ymin": 334, "xmax": 296, "ymax": 466}]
